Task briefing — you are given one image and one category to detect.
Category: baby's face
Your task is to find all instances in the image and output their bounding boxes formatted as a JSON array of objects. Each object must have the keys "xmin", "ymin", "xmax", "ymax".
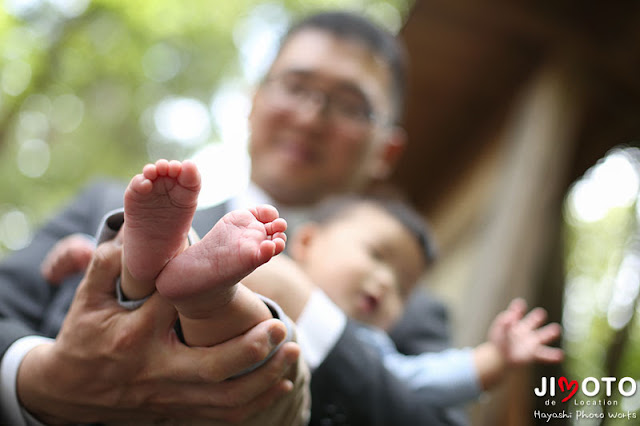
[{"xmin": 295, "ymin": 203, "xmax": 426, "ymax": 331}]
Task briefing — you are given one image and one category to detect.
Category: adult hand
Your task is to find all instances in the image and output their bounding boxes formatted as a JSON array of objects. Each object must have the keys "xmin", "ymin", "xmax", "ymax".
[{"xmin": 17, "ymin": 237, "xmax": 299, "ymax": 424}]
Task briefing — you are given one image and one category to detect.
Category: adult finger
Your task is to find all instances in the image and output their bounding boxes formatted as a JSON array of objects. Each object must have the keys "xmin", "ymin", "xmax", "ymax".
[
  {"xmin": 167, "ymin": 318, "xmax": 290, "ymax": 383},
  {"xmin": 76, "ymin": 238, "xmax": 122, "ymax": 299},
  {"xmin": 219, "ymin": 378, "xmax": 295, "ymax": 424},
  {"xmin": 201, "ymin": 341, "xmax": 299, "ymax": 410},
  {"xmin": 150, "ymin": 341, "xmax": 299, "ymax": 412},
  {"xmin": 137, "ymin": 290, "xmax": 180, "ymax": 334}
]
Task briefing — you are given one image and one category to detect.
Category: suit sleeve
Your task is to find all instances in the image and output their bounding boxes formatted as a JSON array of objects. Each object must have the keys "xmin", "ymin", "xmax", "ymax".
[
  {"xmin": 389, "ymin": 287, "xmax": 453, "ymax": 354},
  {"xmin": 0, "ymin": 179, "xmax": 126, "ymax": 356},
  {"xmin": 391, "ymin": 287, "xmax": 471, "ymax": 425},
  {"xmin": 309, "ymin": 286, "xmax": 471, "ymax": 426},
  {"xmin": 309, "ymin": 321, "xmax": 468, "ymax": 426}
]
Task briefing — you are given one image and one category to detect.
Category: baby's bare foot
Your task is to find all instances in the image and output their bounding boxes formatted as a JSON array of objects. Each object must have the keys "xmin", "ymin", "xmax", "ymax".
[
  {"xmin": 156, "ymin": 204, "xmax": 287, "ymax": 318},
  {"xmin": 122, "ymin": 159, "xmax": 201, "ymax": 298},
  {"xmin": 41, "ymin": 234, "xmax": 95, "ymax": 286}
]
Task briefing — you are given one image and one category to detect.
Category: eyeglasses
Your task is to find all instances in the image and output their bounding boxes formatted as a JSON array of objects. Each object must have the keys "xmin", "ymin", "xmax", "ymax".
[{"xmin": 261, "ymin": 73, "xmax": 385, "ymax": 131}]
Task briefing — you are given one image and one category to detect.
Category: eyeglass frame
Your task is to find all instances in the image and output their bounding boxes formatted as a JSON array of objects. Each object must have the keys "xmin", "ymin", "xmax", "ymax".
[{"xmin": 259, "ymin": 71, "xmax": 392, "ymax": 131}]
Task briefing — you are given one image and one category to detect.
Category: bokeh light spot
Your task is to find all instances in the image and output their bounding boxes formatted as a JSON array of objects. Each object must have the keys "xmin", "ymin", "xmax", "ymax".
[
  {"xmin": 0, "ymin": 209, "xmax": 32, "ymax": 251},
  {"xmin": 17, "ymin": 139, "xmax": 50, "ymax": 178}
]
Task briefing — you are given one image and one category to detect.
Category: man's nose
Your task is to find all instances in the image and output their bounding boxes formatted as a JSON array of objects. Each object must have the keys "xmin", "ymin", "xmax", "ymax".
[{"xmin": 298, "ymin": 90, "xmax": 330, "ymax": 120}]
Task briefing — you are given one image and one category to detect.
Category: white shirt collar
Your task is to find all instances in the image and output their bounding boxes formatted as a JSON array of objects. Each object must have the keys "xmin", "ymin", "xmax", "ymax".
[
  {"xmin": 229, "ymin": 181, "xmax": 315, "ymax": 234},
  {"xmin": 229, "ymin": 181, "xmax": 272, "ymax": 211}
]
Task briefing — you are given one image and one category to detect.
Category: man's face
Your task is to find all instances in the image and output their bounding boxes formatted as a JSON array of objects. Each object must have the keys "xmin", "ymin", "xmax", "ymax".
[{"xmin": 249, "ymin": 29, "xmax": 400, "ymax": 206}]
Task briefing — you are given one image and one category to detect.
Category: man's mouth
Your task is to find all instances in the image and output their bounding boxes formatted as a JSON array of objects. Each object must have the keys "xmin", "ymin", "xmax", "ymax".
[{"xmin": 278, "ymin": 140, "xmax": 318, "ymax": 164}]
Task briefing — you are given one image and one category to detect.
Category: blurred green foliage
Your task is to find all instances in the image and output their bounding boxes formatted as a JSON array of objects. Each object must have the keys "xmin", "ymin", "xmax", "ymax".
[
  {"xmin": 563, "ymin": 147, "xmax": 640, "ymax": 424},
  {"xmin": 0, "ymin": 0, "xmax": 413, "ymax": 256}
]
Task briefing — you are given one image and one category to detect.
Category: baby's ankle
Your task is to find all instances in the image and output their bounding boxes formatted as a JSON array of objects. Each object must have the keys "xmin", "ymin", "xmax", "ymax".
[
  {"xmin": 211, "ymin": 284, "xmax": 273, "ymax": 322},
  {"xmin": 178, "ymin": 284, "xmax": 272, "ymax": 347}
]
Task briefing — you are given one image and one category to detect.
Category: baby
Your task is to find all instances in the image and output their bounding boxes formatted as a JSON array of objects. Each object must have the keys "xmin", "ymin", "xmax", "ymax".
[{"xmin": 283, "ymin": 195, "xmax": 563, "ymax": 406}]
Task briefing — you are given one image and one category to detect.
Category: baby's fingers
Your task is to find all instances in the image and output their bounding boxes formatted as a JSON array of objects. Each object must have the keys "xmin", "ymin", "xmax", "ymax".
[
  {"xmin": 535, "ymin": 345, "xmax": 564, "ymax": 364},
  {"xmin": 500, "ymin": 298, "xmax": 528, "ymax": 328},
  {"xmin": 531, "ymin": 322, "xmax": 563, "ymax": 364},
  {"xmin": 521, "ymin": 306, "xmax": 549, "ymax": 331},
  {"xmin": 507, "ymin": 298, "xmax": 528, "ymax": 317},
  {"xmin": 535, "ymin": 322, "xmax": 562, "ymax": 344}
]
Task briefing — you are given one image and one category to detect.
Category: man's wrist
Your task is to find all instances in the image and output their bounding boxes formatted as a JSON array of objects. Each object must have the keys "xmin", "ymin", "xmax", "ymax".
[{"xmin": 1, "ymin": 336, "xmax": 53, "ymax": 426}]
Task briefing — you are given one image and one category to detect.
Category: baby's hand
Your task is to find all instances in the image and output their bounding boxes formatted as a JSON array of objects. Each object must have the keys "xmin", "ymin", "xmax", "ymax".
[
  {"xmin": 488, "ymin": 298, "xmax": 564, "ymax": 367},
  {"xmin": 41, "ymin": 233, "xmax": 95, "ymax": 286}
]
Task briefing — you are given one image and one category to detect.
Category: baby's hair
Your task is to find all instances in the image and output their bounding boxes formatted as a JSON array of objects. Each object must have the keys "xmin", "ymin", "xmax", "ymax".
[{"xmin": 310, "ymin": 194, "xmax": 437, "ymax": 264}]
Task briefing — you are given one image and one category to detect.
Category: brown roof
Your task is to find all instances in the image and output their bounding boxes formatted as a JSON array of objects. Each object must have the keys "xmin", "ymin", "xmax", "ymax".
[{"xmin": 394, "ymin": 0, "xmax": 640, "ymax": 216}]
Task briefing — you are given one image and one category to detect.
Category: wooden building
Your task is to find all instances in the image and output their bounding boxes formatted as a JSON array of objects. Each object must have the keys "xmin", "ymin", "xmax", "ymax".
[{"xmin": 394, "ymin": 1, "xmax": 640, "ymax": 424}]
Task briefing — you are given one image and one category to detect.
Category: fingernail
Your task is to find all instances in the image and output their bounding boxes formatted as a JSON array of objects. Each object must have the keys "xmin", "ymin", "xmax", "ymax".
[
  {"xmin": 281, "ymin": 379, "xmax": 294, "ymax": 393},
  {"xmin": 287, "ymin": 347, "xmax": 300, "ymax": 365},
  {"xmin": 269, "ymin": 326, "xmax": 286, "ymax": 348}
]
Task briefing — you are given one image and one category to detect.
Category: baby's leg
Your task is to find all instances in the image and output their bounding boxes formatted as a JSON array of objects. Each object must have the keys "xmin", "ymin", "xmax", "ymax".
[
  {"xmin": 122, "ymin": 159, "xmax": 201, "ymax": 300},
  {"xmin": 156, "ymin": 205, "xmax": 287, "ymax": 347},
  {"xmin": 41, "ymin": 234, "xmax": 95, "ymax": 285}
]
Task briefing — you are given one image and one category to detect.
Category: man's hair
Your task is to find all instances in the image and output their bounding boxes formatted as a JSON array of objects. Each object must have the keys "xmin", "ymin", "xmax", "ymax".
[
  {"xmin": 310, "ymin": 194, "xmax": 437, "ymax": 264},
  {"xmin": 277, "ymin": 10, "xmax": 408, "ymax": 123}
]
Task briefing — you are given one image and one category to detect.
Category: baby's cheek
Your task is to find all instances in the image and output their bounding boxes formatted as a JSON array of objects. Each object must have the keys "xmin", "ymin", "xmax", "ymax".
[
  {"xmin": 335, "ymin": 289, "xmax": 359, "ymax": 318},
  {"xmin": 381, "ymin": 297, "xmax": 404, "ymax": 331}
]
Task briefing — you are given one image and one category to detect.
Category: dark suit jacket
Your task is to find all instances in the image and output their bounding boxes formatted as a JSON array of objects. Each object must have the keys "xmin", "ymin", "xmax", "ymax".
[{"xmin": 0, "ymin": 180, "xmax": 467, "ymax": 426}]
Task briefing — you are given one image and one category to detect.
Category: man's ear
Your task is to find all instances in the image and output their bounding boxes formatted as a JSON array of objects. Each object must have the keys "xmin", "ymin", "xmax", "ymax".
[
  {"xmin": 288, "ymin": 223, "xmax": 319, "ymax": 262},
  {"xmin": 370, "ymin": 126, "xmax": 407, "ymax": 180}
]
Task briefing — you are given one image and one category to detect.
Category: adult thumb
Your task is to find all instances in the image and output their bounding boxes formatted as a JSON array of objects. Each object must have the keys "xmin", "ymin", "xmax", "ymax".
[{"xmin": 76, "ymin": 238, "xmax": 123, "ymax": 301}]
